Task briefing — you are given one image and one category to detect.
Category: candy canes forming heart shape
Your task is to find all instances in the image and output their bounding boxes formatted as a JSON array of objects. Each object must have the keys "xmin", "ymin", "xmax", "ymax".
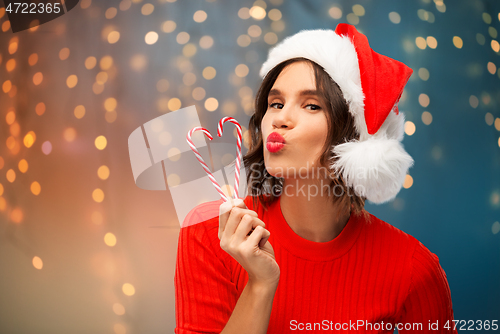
[{"xmin": 186, "ymin": 117, "xmax": 242, "ymax": 202}]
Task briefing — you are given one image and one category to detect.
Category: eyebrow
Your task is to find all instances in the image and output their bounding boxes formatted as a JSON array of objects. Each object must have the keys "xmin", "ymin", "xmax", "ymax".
[{"xmin": 268, "ymin": 88, "xmax": 320, "ymax": 98}]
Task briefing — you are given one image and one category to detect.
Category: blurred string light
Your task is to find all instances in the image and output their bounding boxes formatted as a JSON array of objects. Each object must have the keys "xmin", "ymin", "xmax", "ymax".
[
  {"xmin": 388, "ymin": 12, "xmax": 401, "ymax": 24},
  {"xmin": 453, "ymin": 36, "xmax": 463, "ymax": 48},
  {"xmin": 405, "ymin": 121, "xmax": 416, "ymax": 136},
  {"xmin": 413, "ymin": 2, "xmax": 500, "ymax": 150},
  {"xmin": 421, "ymin": 111, "xmax": 433, "ymax": 125},
  {"xmin": 2, "ymin": 2, "xmax": 130, "ymax": 328},
  {"xmin": 394, "ymin": 0, "xmax": 454, "ymax": 201},
  {"xmin": 104, "ymin": 232, "xmax": 117, "ymax": 247},
  {"xmin": 122, "ymin": 283, "xmax": 135, "ymax": 296},
  {"xmin": 418, "ymin": 68, "xmax": 430, "ymax": 81},
  {"xmin": 32, "ymin": 256, "xmax": 43, "ymax": 269},
  {"xmin": 403, "ymin": 174, "xmax": 413, "ymax": 189},
  {"xmin": 417, "ymin": 9, "xmax": 436, "ymax": 23}
]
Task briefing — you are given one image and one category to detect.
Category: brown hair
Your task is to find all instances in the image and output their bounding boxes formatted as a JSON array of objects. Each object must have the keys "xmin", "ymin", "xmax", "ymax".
[{"xmin": 243, "ymin": 57, "xmax": 369, "ymax": 220}]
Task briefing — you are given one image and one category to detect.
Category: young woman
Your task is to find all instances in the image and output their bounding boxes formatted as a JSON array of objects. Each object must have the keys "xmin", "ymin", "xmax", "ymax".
[{"xmin": 175, "ymin": 24, "xmax": 457, "ymax": 334}]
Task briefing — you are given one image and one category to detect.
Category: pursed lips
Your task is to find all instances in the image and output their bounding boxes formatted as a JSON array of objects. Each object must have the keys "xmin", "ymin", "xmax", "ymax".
[{"xmin": 266, "ymin": 132, "xmax": 286, "ymax": 153}]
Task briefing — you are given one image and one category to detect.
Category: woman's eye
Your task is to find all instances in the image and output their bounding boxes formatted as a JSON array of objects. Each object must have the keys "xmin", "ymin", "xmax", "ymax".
[
  {"xmin": 268, "ymin": 103, "xmax": 321, "ymax": 110},
  {"xmin": 306, "ymin": 104, "xmax": 321, "ymax": 111}
]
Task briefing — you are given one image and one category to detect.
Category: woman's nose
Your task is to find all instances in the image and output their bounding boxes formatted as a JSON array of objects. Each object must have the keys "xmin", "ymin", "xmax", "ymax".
[{"xmin": 272, "ymin": 104, "xmax": 294, "ymax": 129}]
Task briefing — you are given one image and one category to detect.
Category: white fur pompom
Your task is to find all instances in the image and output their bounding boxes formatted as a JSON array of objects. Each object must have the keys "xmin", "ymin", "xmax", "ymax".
[{"xmin": 331, "ymin": 138, "xmax": 414, "ymax": 204}]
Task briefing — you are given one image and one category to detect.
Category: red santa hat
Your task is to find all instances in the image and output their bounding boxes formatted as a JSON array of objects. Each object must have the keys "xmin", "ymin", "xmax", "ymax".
[{"xmin": 259, "ymin": 23, "xmax": 414, "ymax": 204}]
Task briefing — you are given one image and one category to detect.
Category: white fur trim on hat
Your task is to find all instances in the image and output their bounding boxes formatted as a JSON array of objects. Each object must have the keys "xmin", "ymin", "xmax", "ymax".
[{"xmin": 331, "ymin": 110, "xmax": 414, "ymax": 204}]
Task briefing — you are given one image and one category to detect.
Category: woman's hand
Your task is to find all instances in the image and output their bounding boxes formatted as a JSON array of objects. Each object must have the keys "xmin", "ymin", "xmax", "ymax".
[{"xmin": 219, "ymin": 198, "xmax": 280, "ymax": 288}]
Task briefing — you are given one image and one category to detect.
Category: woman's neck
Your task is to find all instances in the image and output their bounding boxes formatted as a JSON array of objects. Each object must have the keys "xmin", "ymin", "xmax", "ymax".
[{"xmin": 279, "ymin": 178, "xmax": 351, "ymax": 243}]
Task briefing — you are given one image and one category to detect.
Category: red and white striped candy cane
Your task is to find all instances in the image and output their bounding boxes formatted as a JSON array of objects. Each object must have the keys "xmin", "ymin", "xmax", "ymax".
[
  {"xmin": 186, "ymin": 127, "xmax": 228, "ymax": 202},
  {"xmin": 217, "ymin": 117, "xmax": 242, "ymax": 199}
]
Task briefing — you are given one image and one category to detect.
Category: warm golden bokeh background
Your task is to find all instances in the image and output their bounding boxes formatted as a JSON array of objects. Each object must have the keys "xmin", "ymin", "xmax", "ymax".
[{"xmin": 0, "ymin": 0, "xmax": 499, "ymax": 333}]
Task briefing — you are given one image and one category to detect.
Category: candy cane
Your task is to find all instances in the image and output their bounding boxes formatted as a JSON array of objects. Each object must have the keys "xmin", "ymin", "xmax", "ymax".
[
  {"xmin": 217, "ymin": 117, "xmax": 242, "ymax": 200},
  {"xmin": 186, "ymin": 127, "xmax": 228, "ymax": 202}
]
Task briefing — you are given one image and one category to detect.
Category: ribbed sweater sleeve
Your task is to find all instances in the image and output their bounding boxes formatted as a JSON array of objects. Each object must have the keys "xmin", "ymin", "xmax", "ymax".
[
  {"xmin": 397, "ymin": 241, "xmax": 458, "ymax": 333},
  {"xmin": 174, "ymin": 221, "xmax": 237, "ymax": 333}
]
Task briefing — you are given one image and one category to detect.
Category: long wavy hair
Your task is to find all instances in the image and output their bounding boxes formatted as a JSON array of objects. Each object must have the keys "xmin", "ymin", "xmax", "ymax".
[{"xmin": 243, "ymin": 57, "xmax": 369, "ymax": 218}]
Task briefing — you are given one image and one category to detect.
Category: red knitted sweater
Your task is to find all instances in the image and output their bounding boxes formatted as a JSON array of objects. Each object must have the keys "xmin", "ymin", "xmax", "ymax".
[{"xmin": 175, "ymin": 195, "xmax": 457, "ymax": 333}]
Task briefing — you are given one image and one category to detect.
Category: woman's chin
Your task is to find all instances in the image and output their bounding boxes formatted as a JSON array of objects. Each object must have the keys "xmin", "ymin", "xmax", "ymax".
[{"xmin": 265, "ymin": 166, "xmax": 286, "ymax": 178}]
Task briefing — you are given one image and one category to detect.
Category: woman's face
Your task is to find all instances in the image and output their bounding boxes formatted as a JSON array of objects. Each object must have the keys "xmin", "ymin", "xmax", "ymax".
[{"xmin": 261, "ymin": 61, "xmax": 329, "ymax": 180}]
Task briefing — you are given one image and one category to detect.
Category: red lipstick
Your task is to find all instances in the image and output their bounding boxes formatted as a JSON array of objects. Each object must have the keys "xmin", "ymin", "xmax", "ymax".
[{"xmin": 266, "ymin": 132, "xmax": 286, "ymax": 153}]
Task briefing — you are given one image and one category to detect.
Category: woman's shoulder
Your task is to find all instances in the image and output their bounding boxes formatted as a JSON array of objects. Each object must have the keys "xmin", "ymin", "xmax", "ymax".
[
  {"xmin": 177, "ymin": 198, "xmax": 228, "ymax": 257},
  {"xmin": 363, "ymin": 211, "xmax": 418, "ymax": 242},
  {"xmin": 181, "ymin": 199, "xmax": 222, "ymax": 229},
  {"xmin": 360, "ymin": 211, "xmax": 425, "ymax": 262},
  {"xmin": 363, "ymin": 211, "xmax": 442, "ymax": 265}
]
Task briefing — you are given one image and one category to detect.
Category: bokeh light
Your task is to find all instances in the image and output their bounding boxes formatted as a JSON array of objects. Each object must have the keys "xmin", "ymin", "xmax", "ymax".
[
  {"xmin": 113, "ymin": 303, "xmax": 126, "ymax": 316},
  {"xmin": 92, "ymin": 188, "xmax": 105, "ymax": 203},
  {"xmin": 202, "ymin": 66, "xmax": 216, "ymax": 80},
  {"xmin": 418, "ymin": 68, "xmax": 430, "ymax": 81},
  {"xmin": 31, "ymin": 181, "xmax": 41, "ymax": 195},
  {"xmin": 104, "ymin": 232, "xmax": 117, "ymax": 247},
  {"xmin": 66, "ymin": 75, "xmax": 78, "ymax": 88},
  {"xmin": 10, "ymin": 207, "xmax": 23, "ymax": 223},
  {"xmin": 64, "ymin": 128, "xmax": 77, "ymax": 142},
  {"xmin": 404, "ymin": 121, "xmax": 416, "ymax": 136},
  {"xmin": 415, "ymin": 37, "xmax": 427, "ymax": 49},
  {"xmin": 41, "ymin": 141, "xmax": 52, "ymax": 155},
  {"xmin": 418, "ymin": 93, "xmax": 430, "ymax": 107},
  {"xmin": 426, "ymin": 36, "xmax": 438, "ymax": 49},
  {"xmin": 403, "ymin": 174, "xmax": 413, "ymax": 189},
  {"xmin": 35, "ymin": 102, "xmax": 46, "ymax": 116},
  {"xmin": 95, "ymin": 136, "xmax": 107, "ymax": 150},
  {"xmin": 249, "ymin": 5, "xmax": 266, "ymax": 20},
  {"xmin": 141, "ymin": 3, "xmax": 154, "ymax": 15},
  {"xmin": 421, "ymin": 111, "xmax": 433, "ymax": 125},
  {"xmin": 193, "ymin": 10, "xmax": 207, "ymax": 23},
  {"xmin": 145, "ymin": 31, "xmax": 158, "ymax": 45},
  {"xmin": 205, "ymin": 97, "xmax": 219, "ymax": 112},
  {"xmin": 85, "ymin": 56, "xmax": 97, "ymax": 69},
  {"xmin": 33, "ymin": 72, "xmax": 43, "ymax": 85},
  {"xmin": 122, "ymin": 283, "xmax": 135, "ymax": 296},
  {"xmin": 32, "ymin": 256, "xmax": 43, "ymax": 270},
  {"xmin": 469, "ymin": 95, "xmax": 479, "ymax": 109},
  {"xmin": 24, "ymin": 131, "xmax": 36, "ymax": 148},
  {"xmin": 74, "ymin": 105, "xmax": 85, "ymax": 119},
  {"xmin": 98, "ymin": 165, "xmax": 110, "ymax": 180},
  {"xmin": 388, "ymin": 12, "xmax": 400, "ymax": 24},
  {"xmin": 18, "ymin": 159, "xmax": 28, "ymax": 173}
]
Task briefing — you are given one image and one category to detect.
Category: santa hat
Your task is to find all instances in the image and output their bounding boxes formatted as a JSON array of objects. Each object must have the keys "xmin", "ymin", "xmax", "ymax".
[{"xmin": 259, "ymin": 23, "xmax": 414, "ymax": 204}]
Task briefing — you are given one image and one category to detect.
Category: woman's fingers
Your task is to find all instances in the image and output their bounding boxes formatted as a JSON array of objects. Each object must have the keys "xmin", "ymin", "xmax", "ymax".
[
  {"xmin": 232, "ymin": 214, "xmax": 266, "ymax": 244},
  {"xmin": 257, "ymin": 227, "xmax": 271, "ymax": 248},
  {"xmin": 222, "ymin": 207, "xmax": 259, "ymax": 240},
  {"xmin": 246, "ymin": 225, "xmax": 271, "ymax": 249},
  {"xmin": 219, "ymin": 199, "xmax": 244, "ymax": 239},
  {"xmin": 223, "ymin": 208, "xmax": 259, "ymax": 239},
  {"xmin": 219, "ymin": 200, "xmax": 234, "ymax": 240},
  {"xmin": 218, "ymin": 201, "xmax": 280, "ymax": 287}
]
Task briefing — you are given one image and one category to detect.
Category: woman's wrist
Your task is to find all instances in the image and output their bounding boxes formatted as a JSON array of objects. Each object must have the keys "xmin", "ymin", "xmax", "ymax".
[
  {"xmin": 220, "ymin": 278, "xmax": 278, "ymax": 334},
  {"xmin": 246, "ymin": 278, "xmax": 279, "ymax": 297}
]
